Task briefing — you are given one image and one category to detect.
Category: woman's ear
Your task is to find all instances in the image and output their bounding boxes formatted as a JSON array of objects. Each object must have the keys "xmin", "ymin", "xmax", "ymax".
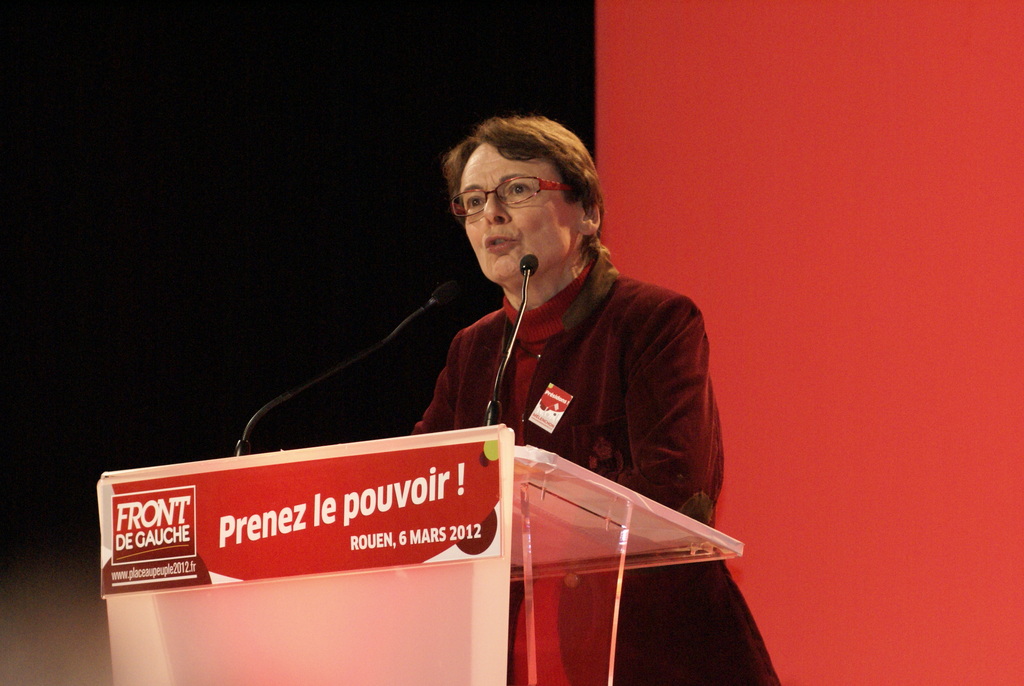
[{"xmin": 578, "ymin": 204, "xmax": 601, "ymax": 236}]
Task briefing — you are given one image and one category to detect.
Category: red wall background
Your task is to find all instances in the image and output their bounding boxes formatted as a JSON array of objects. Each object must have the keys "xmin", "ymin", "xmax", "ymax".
[{"xmin": 596, "ymin": 2, "xmax": 1023, "ymax": 683}]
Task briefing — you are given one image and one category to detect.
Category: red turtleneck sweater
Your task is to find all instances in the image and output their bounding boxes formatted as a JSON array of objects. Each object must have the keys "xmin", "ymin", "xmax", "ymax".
[{"xmin": 501, "ymin": 262, "xmax": 593, "ymax": 442}]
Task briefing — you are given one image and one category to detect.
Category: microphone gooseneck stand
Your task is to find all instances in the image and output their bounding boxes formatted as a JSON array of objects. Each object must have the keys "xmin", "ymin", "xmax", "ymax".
[
  {"xmin": 234, "ymin": 280, "xmax": 460, "ymax": 456},
  {"xmin": 484, "ymin": 254, "xmax": 538, "ymax": 426}
]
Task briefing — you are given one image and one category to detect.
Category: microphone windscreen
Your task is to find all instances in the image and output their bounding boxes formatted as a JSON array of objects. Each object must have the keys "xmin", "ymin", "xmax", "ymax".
[
  {"xmin": 519, "ymin": 254, "xmax": 539, "ymax": 275},
  {"xmin": 429, "ymin": 280, "xmax": 460, "ymax": 307}
]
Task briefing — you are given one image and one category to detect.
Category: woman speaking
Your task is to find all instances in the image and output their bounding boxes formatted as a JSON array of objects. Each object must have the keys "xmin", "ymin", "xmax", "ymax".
[{"xmin": 415, "ymin": 115, "xmax": 778, "ymax": 685}]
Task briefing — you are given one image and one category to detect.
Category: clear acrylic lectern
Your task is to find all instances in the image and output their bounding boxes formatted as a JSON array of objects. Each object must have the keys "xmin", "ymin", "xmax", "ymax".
[{"xmin": 98, "ymin": 426, "xmax": 742, "ymax": 685}]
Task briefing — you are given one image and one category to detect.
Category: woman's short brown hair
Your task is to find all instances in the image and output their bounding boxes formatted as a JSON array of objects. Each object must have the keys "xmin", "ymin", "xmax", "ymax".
[{"xmin": 442, "ymin": 115, "xmax": 604, "ymax": 259}]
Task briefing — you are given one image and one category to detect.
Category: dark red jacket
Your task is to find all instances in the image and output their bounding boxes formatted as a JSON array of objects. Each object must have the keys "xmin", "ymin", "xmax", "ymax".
[{"xmin": 416, "ymin": 252, "xmax": 778, "ymax": 685}]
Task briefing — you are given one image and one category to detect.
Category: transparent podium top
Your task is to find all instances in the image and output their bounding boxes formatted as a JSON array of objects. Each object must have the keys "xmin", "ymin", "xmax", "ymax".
[{"xmin": 510, "ymin": 446, "xmax": 743, "ymax": 579}]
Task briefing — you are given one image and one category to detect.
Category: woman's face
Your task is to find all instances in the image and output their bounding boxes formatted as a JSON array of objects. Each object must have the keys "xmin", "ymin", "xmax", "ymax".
[{"xmin": 458, "ymin": 144, "xmax": 599, "ymax": 308}]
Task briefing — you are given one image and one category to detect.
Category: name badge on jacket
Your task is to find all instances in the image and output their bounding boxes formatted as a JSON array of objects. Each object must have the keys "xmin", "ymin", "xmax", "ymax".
[{"xmin": 529, "ymin": 383, "xmax": 573, "ymax": 433}]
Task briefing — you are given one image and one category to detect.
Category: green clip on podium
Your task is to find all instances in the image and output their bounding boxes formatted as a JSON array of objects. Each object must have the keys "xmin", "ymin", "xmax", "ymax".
[{"xmin": 98, "ymin": 426, "xmax": 742, "ymax": 685}]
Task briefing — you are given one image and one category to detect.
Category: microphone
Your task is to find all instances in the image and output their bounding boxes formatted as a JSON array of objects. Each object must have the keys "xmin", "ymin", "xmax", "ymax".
[
  {"xmin": 235, "ymin": 280, "xmax": 460, "ymax": 456},
  {"xmin": 484, "ymin": 254, "xmax": 537, "ymax": 426},
  {"xmin": 519, "ymin": 253, "xmax": 538, "ymax": 276}
]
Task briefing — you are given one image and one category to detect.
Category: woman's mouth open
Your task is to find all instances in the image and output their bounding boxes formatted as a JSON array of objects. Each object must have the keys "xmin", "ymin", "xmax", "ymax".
[{"xmin": 485, "ymin": 235, "xmax": 518, "ymax": 253}]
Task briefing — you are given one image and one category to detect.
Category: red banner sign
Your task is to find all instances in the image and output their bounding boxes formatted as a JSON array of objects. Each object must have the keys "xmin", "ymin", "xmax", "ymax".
[{"xmin": 100, "ymin": 438, "xmax": 502, "ymax": 595}]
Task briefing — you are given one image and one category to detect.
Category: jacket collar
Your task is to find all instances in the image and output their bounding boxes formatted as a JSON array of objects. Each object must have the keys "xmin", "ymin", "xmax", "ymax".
[{"xmin": 563, "ymin": 246, "xmax": 618, "ymax": 330}]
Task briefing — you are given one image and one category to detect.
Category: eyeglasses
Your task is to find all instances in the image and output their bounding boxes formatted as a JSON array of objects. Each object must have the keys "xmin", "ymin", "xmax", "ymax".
[{"xmin": 450, "ymin": 176, "xmax": 572, "ymax": 218}]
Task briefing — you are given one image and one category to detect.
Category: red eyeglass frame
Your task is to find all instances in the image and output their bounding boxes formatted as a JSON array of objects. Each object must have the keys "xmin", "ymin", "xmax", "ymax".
[{"xmin": 449, "ymin": 176, "xmax": 572, "ymax": 217}]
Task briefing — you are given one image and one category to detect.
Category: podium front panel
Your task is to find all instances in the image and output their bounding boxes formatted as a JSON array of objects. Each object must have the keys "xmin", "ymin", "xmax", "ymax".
[{"xmin": 99, "ymin": 427, "xmax": 516, "ymax": 686}]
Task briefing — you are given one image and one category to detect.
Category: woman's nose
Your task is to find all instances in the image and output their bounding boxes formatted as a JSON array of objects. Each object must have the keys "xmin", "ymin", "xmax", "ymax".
[{"xmin": 480, "ymin": 192, "xmax": 509, "ymax": 223}]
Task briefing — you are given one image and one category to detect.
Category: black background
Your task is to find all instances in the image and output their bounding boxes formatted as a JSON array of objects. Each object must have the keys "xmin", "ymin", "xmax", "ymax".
[{"xmin": 4, "ymin": 4, "xmax": 594, "ymax": 681}]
